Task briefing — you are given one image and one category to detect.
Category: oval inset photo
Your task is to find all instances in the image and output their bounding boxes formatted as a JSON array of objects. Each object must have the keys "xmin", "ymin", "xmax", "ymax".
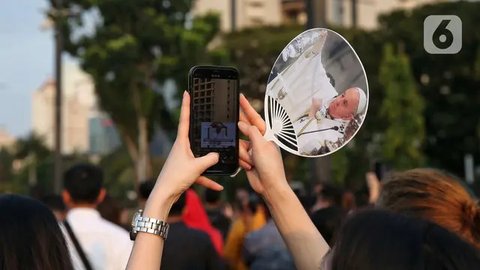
[{"xmin": 264, "ymin": 28, "xmax": 369, "ymax": 157}]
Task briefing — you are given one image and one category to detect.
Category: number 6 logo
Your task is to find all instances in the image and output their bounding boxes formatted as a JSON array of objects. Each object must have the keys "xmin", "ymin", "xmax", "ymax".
[{"xmin": 424, "ymin": 15, "xmax": 462, "ymax": 54}]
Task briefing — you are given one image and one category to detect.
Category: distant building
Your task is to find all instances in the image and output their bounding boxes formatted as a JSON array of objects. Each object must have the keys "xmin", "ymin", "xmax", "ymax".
[
  {"xmin": 292, "ymin": 0, "xmax": 450, "ymax": 30},
  {"xmin": 0, "ymin": 128, "xmax": 15, "ymax": 149},
  {"xmin": 89, "ymin": 113, "xmax": 121, "ymax": 155},
  {"xmin": 192, "ymin": 0, "xmax": 283, "ymax": 32},
  {"xmin": 32, "ymin": 63, "xmax": 118, "ymax": 155}
]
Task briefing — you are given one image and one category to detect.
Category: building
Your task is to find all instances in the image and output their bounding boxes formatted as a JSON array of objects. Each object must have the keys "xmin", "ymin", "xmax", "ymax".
[
  {"xmin": 292, "ymin": 0, "xmax": 450, "ymax": 30},
  {"xmin": 0, "ymin": 128, "xmax": 15, "ymax": 149},
  {"xmin": 192, "ymin": 0, "xmax": 283, "ymax": 32},
  {"xmin": 32, "ymin": 62, "xmax": 118, "ymax": 155},
  {"xmin": 89, "ymin": 113, "xmax": 121, "ymax": 156}
]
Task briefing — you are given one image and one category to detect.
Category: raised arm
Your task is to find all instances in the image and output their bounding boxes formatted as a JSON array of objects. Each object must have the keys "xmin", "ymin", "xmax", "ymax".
[
  {"xmin": 126, "ymin": 91, "xmax": 222, "ymax": 270},
  {"xmin": 238, "ymin": 94, "xmax": 330, "ymax": 270}
]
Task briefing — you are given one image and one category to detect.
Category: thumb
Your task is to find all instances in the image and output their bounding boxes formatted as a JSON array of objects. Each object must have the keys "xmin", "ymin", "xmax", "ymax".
[{"xmin": 195, "ymin": 152, "xmax": 220, "ymax": 171}]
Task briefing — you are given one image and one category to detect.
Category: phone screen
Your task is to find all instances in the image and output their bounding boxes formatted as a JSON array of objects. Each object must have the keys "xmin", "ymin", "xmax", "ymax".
[{"xmin": 189, "ymin": 66, "xmax": 239, "ymax": 175}]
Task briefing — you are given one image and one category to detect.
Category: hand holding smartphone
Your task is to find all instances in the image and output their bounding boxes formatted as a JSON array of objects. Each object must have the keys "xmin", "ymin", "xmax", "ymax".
[{"xmin": 188, "ymin": 66, "xmax": 240, "ymax": 175}]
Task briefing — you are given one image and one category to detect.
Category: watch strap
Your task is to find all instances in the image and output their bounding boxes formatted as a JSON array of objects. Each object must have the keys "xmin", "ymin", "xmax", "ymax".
[{"xmin": 131, "ymin": 210, "xmax": 169, "ymax": 240}]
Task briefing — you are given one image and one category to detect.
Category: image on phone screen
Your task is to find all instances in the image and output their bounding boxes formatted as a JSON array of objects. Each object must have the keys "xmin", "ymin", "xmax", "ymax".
[{"xmin": 189, "ymin": 69, "xmax": 239, "ymax": 175}]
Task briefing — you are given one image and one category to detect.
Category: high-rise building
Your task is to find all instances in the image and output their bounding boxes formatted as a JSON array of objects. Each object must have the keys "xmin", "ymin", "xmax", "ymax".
[
  {"xmin": 32, "ymin": 76, "xmax": 92, "ymax": 154},
  {"xmin": 32, "ymin": 63, "xmax": 114, "ymax": 155},
  {"xmin": 192, "ymin": 0, "xmax": 283, "ymax": 32}
]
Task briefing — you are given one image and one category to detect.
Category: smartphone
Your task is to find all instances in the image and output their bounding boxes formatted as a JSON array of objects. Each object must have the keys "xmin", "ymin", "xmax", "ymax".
[{"xmin": 188, "ymin": 66, "xmax": 240, "ymax": 175}]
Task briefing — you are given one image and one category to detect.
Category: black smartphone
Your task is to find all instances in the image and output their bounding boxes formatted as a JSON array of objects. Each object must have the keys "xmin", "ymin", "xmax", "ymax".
[{"xmin": 188, "ymin": 65, "xmax": 240, "ymax": 175}]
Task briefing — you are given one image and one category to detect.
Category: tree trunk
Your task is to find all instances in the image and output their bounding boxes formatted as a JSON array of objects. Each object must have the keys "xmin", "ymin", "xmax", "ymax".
[{"xmin": 136, "ymin": 115, "xmax": 152, "ymax": 185}]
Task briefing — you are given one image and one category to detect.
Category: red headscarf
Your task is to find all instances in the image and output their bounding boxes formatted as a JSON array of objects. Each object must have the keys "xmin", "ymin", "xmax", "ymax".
[{"xmin": 182, "ymin": 189, "xmax": 224, "ymax": 255}]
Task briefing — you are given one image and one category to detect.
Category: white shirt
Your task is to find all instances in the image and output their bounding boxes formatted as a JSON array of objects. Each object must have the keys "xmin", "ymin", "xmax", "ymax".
[{"xmin": 62, "ymin": 208, "xmax": 133, "ymax": 270}]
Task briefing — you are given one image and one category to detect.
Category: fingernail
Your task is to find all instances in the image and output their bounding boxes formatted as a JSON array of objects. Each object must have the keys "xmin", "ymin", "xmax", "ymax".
[
  {"xmin": 183, "ymin": 90, "xmax": 188, "ymax": 97},
  {"xmin": 238, "ymin": 121, "xmax": 247, "ymax": 129}
]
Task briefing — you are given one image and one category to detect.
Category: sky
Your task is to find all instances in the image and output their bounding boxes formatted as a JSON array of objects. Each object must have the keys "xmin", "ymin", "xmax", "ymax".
[{"xmin": 0, "ymin": 1, "xmax": 69, "ymax": 138}]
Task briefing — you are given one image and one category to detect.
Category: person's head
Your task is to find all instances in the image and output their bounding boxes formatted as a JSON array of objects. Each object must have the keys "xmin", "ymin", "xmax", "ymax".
[
  {"xmin": 62, "ymin": 163, "xmax": 106, "ymax": 208},
  {"xmin": 377, "ymin": 168, "xmax": 480, "ymax": 249},
  {"xmin": 328, "ymin": 87, "xmax": 366, "ymax": 120},
  {"xmin": 41, "ymin": 194, "xmax": 67, "ymax": 221},
  {"xmin": 317, "ymin": 183, "xmax": 342, "ymax": 207},
  {"xmin": 327, "ymin": 209, "xmax": 480, "ymax": 270},
  {"xmin": 311, "ymin": 206, "xmax": 344, "ymax": 245},
  {"xmin": 204, "ymin": 188, "xmax": 222, "ymax": 205},
  {"xmin": 169, "ymin": 192, "xmax": 187, "ymax": 217},
  {"xmin": 0, "ymin": 195, "xmax": 73, "ymax": 270}
]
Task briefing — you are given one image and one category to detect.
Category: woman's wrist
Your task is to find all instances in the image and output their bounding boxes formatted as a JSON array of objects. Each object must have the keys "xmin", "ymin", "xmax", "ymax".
[
  {"xmin": 262, "ymin": 179, "xmax": 293, "ymax": 206},
  {"xmin": 142, "ymin": 183, "xmax": 178, "ymax": 221}
]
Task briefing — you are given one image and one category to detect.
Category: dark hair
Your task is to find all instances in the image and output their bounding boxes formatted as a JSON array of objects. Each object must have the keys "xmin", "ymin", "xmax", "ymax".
[
  {"xmin": 329, "ymin": 209, "xmax": 480, "ymax": 270},
  {"xmin": 138, "ymin": 179, "xmax": 156, "ymax": 200},
  {"xmin": 41, "ymin": 194, "xmax": 66, "ymax": 212},
  {"xmin": 311, "ymin": 206, "xmax": 344, "ymax": 245},
  {"xmin": 204, "ymin": 188, "xmax": 221, "ymax": 204},
  {"xmin": 0, "ymin": 195, "xmax": 73, "ymax": 270},
  {"xmin": 64, "ymin": 163, "xmax": 103, "ymax": 203},
  {"xmin": 378, "ymin": 168, "xmax": 480, "ymax": 248},
  {"xmin": 319, "ymin": 184, "xmax": 342, "ymax": 206},
  {"xmin": 169, "ymin": 192, "xmax": 187, "ymax": 216},
  {"xmin": 97, "ymin": 195, "xmax": 122, "ymax": 226}
]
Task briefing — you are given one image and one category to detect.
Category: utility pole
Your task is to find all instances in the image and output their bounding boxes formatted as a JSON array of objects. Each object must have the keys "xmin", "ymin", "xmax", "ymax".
[
  {"xmin": 351, "ymin": 0, "xmax": 357, "ymax": 28},
  {"xmin": 231, "ymin": 0, "xmax": 237, "ymax": 32},
  {"xmin": 53, "ymin": 0, "xmax": 63, "ymax": 193}
]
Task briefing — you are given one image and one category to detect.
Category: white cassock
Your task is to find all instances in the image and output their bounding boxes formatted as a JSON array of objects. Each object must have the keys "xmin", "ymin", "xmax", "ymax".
[{"xmin": 266, "ymin": 29, "xmax": 346, "ymax": 155}]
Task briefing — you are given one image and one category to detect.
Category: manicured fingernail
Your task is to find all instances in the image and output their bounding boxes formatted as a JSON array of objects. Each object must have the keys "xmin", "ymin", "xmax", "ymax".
[
  {"xmin": 183, "ymin": 90, "xmax": 188, "ymax": 97},
  {"xmin": 238, "ymin": 121, "xmax": 247, "ymax": 129}
]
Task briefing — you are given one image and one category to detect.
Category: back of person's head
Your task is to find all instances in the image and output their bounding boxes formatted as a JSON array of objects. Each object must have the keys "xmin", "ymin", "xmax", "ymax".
[
  {"xmin": 0, "ymin": 195, "xmax": 73, "ymax": 270},
  {"xmin": 169, "ymin": 192, "xmax": 187, "ymax": 217},
  {"xmin": 63, "ymin": 163, "xmax": 104, "ymax": 204},
  {"xmin": 319, "ymin": 183, "xmax": 342, "ymax": 206},
  {"xmin": 311, "ymin": 206, "xmax": 344, "ymax": 245},
  {"xmin": 138, "ymin": 178, "xmax": 156, "ymax": 201},
  {"xmin": 378, "ymin": 168, "xmax": 480, "ymax": 248},
  {"xmin": 329, "ymin": 209, "xmax": 480, "ymax": 270},
  {"xmin": 204, "ymin": 188, "xmax": 221, "ymax": 204}
]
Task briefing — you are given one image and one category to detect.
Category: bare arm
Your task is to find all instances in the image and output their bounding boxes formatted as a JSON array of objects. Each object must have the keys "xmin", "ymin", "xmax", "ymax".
[
  {"xmin": 127, "ymin": 92, "xmax": 222, "ymax": 270},
  {"xmin": 263, "ymin": 180, "xmax": 330, "ymax": 270},
  {"xmin": 238, "ymin": 94, "xmax": 330, "ymax": 270}
]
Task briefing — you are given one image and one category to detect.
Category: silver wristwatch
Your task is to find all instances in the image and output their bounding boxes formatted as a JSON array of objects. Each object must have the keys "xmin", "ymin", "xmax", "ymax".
[{"xmin": 130, "ymin": 209, "xmax": 169, "ymax": 241}]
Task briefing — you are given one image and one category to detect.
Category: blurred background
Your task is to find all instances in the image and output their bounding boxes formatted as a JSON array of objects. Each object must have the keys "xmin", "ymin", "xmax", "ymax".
[{"xmin": 0, "ymin": 0, "xmax": 479, "ymax": 203}]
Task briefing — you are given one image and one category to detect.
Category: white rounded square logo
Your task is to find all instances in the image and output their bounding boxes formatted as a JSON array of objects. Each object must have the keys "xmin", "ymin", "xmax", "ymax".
[{"xmin": 424, "ymin": 15, "xmax": 462, "ymax": 54}]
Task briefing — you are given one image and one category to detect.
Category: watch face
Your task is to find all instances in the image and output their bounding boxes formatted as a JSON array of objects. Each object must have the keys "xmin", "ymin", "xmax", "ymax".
[{"xmin": 131, "ymin": 210, "xmax": 142, "ymax": 227}]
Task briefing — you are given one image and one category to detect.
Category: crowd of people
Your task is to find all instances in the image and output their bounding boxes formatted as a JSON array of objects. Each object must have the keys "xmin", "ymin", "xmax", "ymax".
[{"xmin": 1, "ymin": 92, "xmax": 479, "ymax": 270}]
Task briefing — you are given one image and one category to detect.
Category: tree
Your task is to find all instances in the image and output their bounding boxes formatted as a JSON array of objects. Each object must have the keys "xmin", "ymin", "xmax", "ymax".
[
  {"xmin": 377, "ymin": 1, "xmax": 480, "ymax": 176},
  {"xmin": 13, "ymin": 133, "xmax": 52, "ymax": 188},
  {"xmin": 56, "ymin": 0, "xmax": 220, "ymax": 185},
  {"xmin": 379, "ymin": 44, "xmax": 425, "ymax": 169}
]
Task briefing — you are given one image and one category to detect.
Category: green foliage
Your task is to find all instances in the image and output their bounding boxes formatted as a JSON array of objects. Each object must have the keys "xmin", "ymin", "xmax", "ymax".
[
  {"xmin": 377, "ymin": 1, "xmax": 480, "ymax": 174},
  {"xmin": 379, "ymin": 44, "xmax": 425, "ymax": 169},
  {"xmin": 59, "ymin": 0, "xmax": 221, "ymax": 182},
  {"xmin": 99, "ymin": 146, "xmax": 135, "ymax": 200},
  {"xmin": 217, "ymin": 25, "xmax": 304, "ymax": 101}
]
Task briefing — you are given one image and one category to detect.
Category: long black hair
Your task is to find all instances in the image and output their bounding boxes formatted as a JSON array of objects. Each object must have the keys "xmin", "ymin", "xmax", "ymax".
[
  {"xmin": 0, "ymin": 194, "xmax": 73, "ymax": 270},
  {"xmin": 329, "ymin": 209, "xmax": 480, "ymax": 270}
]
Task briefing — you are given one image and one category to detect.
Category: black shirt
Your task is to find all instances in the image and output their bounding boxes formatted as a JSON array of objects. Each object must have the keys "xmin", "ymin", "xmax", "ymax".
[{"xmin": 161, "ymin": 221, "xmax": 224, "ymax": 270}]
